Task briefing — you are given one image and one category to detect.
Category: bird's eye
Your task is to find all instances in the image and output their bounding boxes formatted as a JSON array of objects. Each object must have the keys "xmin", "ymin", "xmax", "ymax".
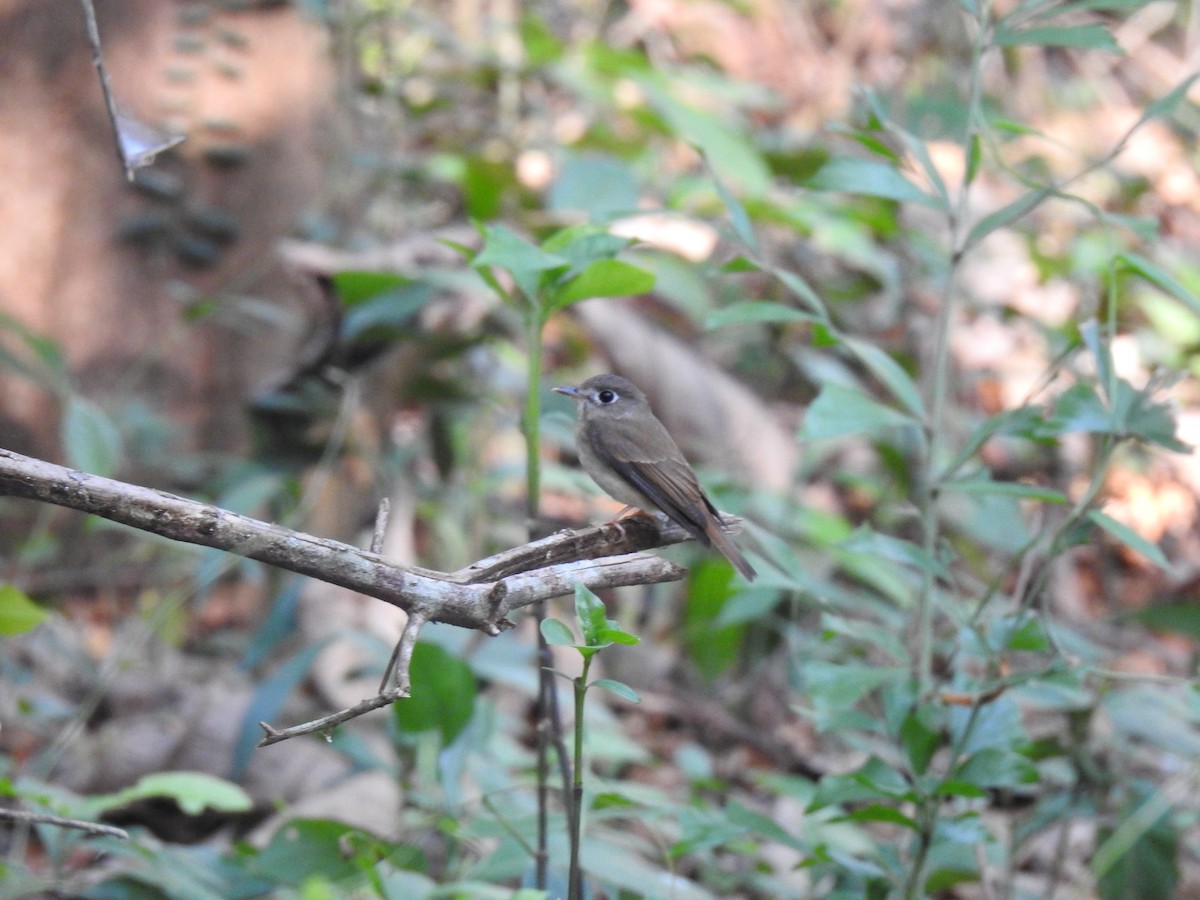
[{"xmin": 596, "ymin": 390, "xmax": 617, "ymax": 404}]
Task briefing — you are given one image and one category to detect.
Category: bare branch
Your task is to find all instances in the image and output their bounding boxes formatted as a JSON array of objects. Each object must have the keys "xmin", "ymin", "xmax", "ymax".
[
  {"xmin": 257, "ymin": 688, "xmax": 410, "ymax": 748},
  {"xmin": 0, "ymin": 449, "xmax": 709, "ymax": 634},
  {"xmin": 0, "ymin": 448, "xmax": 738, "ymax": 746},
  {"xmin": 0, "ymin": 807, "xmax": 129, "ymax": 839}
]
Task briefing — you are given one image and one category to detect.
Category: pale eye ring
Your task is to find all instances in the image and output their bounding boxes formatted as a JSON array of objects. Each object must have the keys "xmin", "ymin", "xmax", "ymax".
[{"xmin": 596, "ymin": 390, "xmax": 617, "ymax": 404}]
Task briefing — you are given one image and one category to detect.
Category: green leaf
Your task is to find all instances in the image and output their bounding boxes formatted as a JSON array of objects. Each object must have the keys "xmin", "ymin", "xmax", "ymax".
[
  {"xmin": 705, "ymin": 301, "xmax": 814, "ymax": 330},
  {"xmin": 548, "ymin": 259, "xmax": 654, "ymax": 311},
  {"xmin": 62, "ymin": 396, "xmax": 122, "ymax": 477},
  {"xmin": 1134, "ymin": 604, "xmax": 1200, "ymax": 641},
  {"xmin": 941, "ymin": 479, "xmax": 1067, "ymax": 503},
  {"xmin": 472, "ymin": 223, "xmax": 569, "ymax": 300},
  {"xmin": 394, "ymin": 642, "xmax": 477, "ymax": 745},
  {"xmin": 770, "ymin": 266, "xmax": 829, "ymax": 320},
  {"xmin": 1119, "ymin": 252, "xmax": 1200, "ymax": 317},
  {"xmin": 805, "ymin": 157, "xmax": 937, "ymax": 206},
  {"xmin": 90, "ymin": 772, "xmax": 252, "ymax": 817},
  {"xmin": 709, "ymin": 161, "xmax": 758, "ymax": 251},
  {"xmin": 0, "ymin": 585, "xmax": 49, "ymax": 636},
  {"xmin": 548, "ymin": 153, "xmax": 639, "ymax": 220},
  {"xmin": 954, "ymin": 748, "xmax": 1037, "ymax": 789},
  {"xmin": 802, "ymin": 382, "xmax": 917, "ymax": 440},
  {"xmin": 844, "ymin": 804, "xmax": 919, "ymax": 830},
  {"xmin": 540, "ymin": 617, "xmax": 577, "ymax": 646},
  {"xmin": 590, "ymin": 678, "xmax": 641, "ymax": 703},
  {"xmin": 1095, "ymin": 786, "xmax": 1179, "ymax": 900},
  {"xmin": 330, "ymin": 270, "xmax": 408, "ymax": 305},
  {"xmin": 574, "ymin": 582, "xmax": 608, "ymax": 646},
  {"xmin": 843, "ymin": 337, "xmax": 925, "ymax": 418},
  {"xmin": 341, "ymin": 282, "xmax": 437, "ymax": 342},
  {"xmin": 965, "ymin": 133, "xmax": 981, "ymax": 186},
  {"xmin": 595, "ymin": 626, "xmax": 640, "ymax": 646},
  {"xmin": 994, "ymin": 23, "xmax": 1122, "ymax": 52},
  {"xmin": 1138, "ymin": 72, "xmax": 1200, "ymax": 126},
  {"xmin": 900, "ymin": 709, "xmax": 940, "ymax": 776},
  {"xmin": 684, "ymin": 559, "xmax": 743, "ymax": 679},
  {"xmin": 964, "ymin": 185, "xmax": 1055, "ymax": 249},
  {"xmin": 1089, "ymin": 510, "xmax": 1169, "ymax": 569}
]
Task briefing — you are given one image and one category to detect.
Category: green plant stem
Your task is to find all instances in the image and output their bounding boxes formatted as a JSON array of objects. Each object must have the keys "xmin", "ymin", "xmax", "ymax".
[
  {"xmin": 568, "ymin": 656, "xmax": 592, "ymax": 900},
  {"xmin": 915, "ymin": 0, "xmax": 991, "ymax": 696},
  {"xmin": 524, "ymin": 313, "xmax": 544, "ymax": 525}
]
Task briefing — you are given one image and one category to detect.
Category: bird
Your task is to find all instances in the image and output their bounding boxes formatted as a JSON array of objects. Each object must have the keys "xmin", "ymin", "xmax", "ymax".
[{"xmin": 554, "ymin": 374, "xmax": 757, "ymax": 581}]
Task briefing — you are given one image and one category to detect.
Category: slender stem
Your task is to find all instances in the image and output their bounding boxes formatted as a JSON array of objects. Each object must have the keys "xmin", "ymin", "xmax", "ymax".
[
  {"xmin": 568, "ymin": 656, "xmax": 591, "ymax": 900},
  {"xmin": 915, "ymin": 0, "xmax": 991, "ymax": 694},
  {"xmin": 524, "ymin": 313, "xmax": 544, "ymax": 525}
]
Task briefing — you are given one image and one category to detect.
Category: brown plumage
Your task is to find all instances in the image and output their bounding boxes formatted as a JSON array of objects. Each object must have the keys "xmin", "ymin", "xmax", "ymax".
[{"xmin": 554, "ymin": 374, "xmax": 757, "ymax": 581}]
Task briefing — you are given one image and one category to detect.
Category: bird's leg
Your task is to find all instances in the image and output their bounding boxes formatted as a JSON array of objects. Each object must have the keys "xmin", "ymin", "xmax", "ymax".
[{"xmin": 604, "ymin": 506, "xmax": 653, "ymax": 540}]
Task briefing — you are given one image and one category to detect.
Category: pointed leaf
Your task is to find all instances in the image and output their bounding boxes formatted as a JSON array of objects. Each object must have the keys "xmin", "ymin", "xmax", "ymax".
[
  {"xmin": 590, "ymin": 678, "xmax": 641, "ymax": 702},
  {"xmin": 803, "ymin": 382, "xmax": 917, "ymax": 440},
  {"xmin": 540, "ymin": 617, "xmax": 577, "ymax": 647},
  {"xmin": 965, "ymin": 186, "xmax": 1055, "ymax": 249},
  {"xmin": 844, "ymin": 337, "xmax": 925, "ymax": 418},
  {"xmin": 705, "ymin": 301, "xmax": 814, "ymax": 329},
  {"xmin": 548, "ymin": 259, "xmax": 654, "ymax": 311},
  {"xmin": 1089, "ymin": 510, "xmax": 1169, "ymax": 569},
  {"xmin": 805, "ymin": 158, "xmax": 937, "ymax": 206},
  {"xmin": 0, "ymin": 585, "xmax": 49, "ymax": 636}
]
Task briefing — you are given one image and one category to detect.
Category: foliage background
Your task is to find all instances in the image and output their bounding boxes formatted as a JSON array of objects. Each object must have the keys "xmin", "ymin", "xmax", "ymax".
[{"xmin": 2, "ymin": 0, "xmax": 1200, "ymax": 897}]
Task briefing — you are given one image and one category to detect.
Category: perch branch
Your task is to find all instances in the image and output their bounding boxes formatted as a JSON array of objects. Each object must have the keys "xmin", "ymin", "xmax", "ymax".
[{"xmin": 0, "ymin": 449, "xmax": 748, "ymax": 742}]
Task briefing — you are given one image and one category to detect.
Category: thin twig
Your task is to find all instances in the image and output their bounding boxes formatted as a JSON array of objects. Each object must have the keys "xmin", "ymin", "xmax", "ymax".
[
  {"xmin": 371, "ymin": 497, "xmax": 391, "ymax": 554},
  {"xmin": 257, "ymin": 688, "xmax": 409, "ymax": 747},
  {"xmin": 0, "ymin": 808, "xmax": 129, "ymax": 839}
]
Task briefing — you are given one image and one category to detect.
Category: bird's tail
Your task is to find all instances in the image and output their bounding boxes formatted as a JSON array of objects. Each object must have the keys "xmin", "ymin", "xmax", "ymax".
[{"xmin": 702, "ymin": 516, "xmax": 757, "ymax": 582}]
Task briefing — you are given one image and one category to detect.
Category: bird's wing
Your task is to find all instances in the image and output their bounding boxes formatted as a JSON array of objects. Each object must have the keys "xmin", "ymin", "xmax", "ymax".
[{"xmin": 585, "ymin": 417, "xmax": 715, "ymax": 546}]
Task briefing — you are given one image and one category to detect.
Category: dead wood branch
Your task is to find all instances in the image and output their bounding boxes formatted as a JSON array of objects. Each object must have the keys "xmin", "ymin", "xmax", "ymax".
[{"xmin": 0, "ymin": 448, "xmax": 746, "ymax": 741}]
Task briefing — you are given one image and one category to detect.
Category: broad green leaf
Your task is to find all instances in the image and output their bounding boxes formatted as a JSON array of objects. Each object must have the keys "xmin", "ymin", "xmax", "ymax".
[
  {"xmin": 844, "ymin": 804, "xmax": 919, "ymax": 830},
  {"xmin": 994, "ymin": 23, "xmax": 1121, "ymax": 52},
  {"xmin": 704, "ymin": 301, "xmax": 814, "ymax": 330},
  {"xmin": 595, "ymin": 626, "xmax": 640, "ymax": 646},
  {"xmin": 574, "ymin": 582, "xmax": 608, "ymax": 646},
  {"xmin": 62, "ymin": 396, "xmax": 122, "ymax": 477},
  {"xmin": 0, "ymin": 585, "xmax": 49, "ymax": 636},
  {"xmin": 843, "ymin": 337, "xmax": 925, "ymax": 418},
  {"xmin": 684, "ymin": 559, "xmax": 742, "ymax": 679},
  {"xmin": 805, "ymin": 158, "xmax": 937, "ymax": 207},
  {"xmin": 650, "ymin": 90, "xmax": 771, "ymax": 194},
  {"xmin": 591, "ymin": 678, "xmax": 640, "ymax": 703},
  {"xmin": 90, "ymin": 772, "xmax": 252, "ymax": 817},
  {"xmin": 548, "ymin": 259, "xmax": 654, "ymax": 311},
  {"xmin": 964, "ymin": 185, "xmax": 1055, "ymax": 249},
  {"xmin": 540, "ymin": 617, "xmax": 577, "ymax": 646},
  {"xmin": 341, "ymin": 282, "xmax": 436, "ymax": 342},
  {"xmin": 803, "ymin": 661, "xmax": 905, "ymax": 716},
  {"xmin": 394, "ymin": 641, "xmax": 477, "ymax": 745},
  {"xmin": 548, "ymin": 153, "xmax": 639, "ymax": 220},
  {"xmin": 941, "ymin": 479, "xmax": 1067, "ymax": 503},
  {"xmin": 1119, "ymin": 252, "xmax": 1200, "ymax": 317},
  {"xmin": 803, "ymin": 382, "xmax": 917, "ymax": 440},
  {"xmin": 473, "ymin": 223, "xmax": 569, "ymax": 300},
  {"xmin": 1089, "ymin": 510, "xmax": 1168, "ymax": 569},
  {"xmin": 330, "ymin": 270, "xmax": 408, "ymax": 305},
  {"xmin": 954, "ymin": 748, "xmax": 1037, "ymax": 789},
  {"xmin": 900, "ymin": 710, "xmax": 940, "ymax": 775},
  {"xmin": 1135, "ymin": 604, "xmax": 1200, "ymax": 641}
]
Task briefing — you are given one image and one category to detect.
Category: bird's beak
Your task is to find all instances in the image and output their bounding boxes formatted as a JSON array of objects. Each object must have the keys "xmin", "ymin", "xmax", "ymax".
[{"xmin": 553, "ymin": 385, "xmax": 582, "ymax": 399}]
